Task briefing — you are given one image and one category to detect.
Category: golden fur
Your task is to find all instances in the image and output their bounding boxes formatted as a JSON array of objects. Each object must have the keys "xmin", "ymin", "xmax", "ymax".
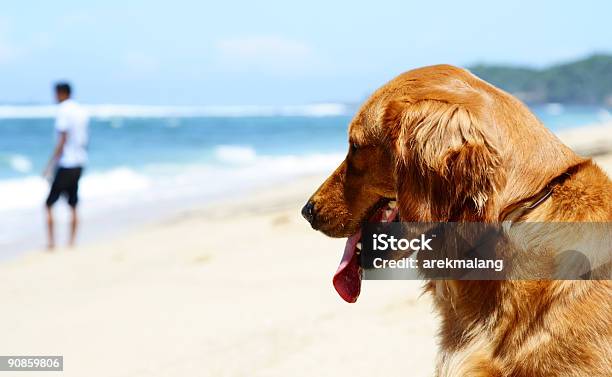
[{"xmin": 305, "ymin": 65, "xmax": 612, "ymax": 376}]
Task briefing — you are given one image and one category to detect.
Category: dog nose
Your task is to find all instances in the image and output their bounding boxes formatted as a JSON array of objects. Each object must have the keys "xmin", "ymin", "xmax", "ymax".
[{"xmin": 301, "ymin": 200, "xmax": 316, "ymax": 224}]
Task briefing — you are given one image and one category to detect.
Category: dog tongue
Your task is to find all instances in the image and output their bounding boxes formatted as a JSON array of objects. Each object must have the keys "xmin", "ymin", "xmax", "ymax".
[
  {"xmin": 333, "ymin": 230, "xmax": 362, "ymax": 303},
  {"xmin": 332, "ymin": 203, "xmax": 399, "ymax": 303}
]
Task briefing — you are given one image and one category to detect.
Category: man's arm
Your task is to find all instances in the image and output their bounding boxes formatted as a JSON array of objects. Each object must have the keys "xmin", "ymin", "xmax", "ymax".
[{"xmin": 43, "ymin": 132, "xmax": 67, "ymax": 178}]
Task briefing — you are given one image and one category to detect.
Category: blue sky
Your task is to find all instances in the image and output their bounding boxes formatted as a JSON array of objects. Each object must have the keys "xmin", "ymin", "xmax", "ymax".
[{"xmin": 1, "ymin": 1, "xmax": 611, "ymax": 105}]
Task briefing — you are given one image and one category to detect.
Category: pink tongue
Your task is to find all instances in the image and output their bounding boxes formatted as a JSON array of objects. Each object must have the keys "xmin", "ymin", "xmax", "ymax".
[
  {"xmin": 333, "ymin": 205, "xmax": 399, "ymax": 303},
  {"xmin": 333, "ymin": 230, "xmax": 362, "ymax": 303}
]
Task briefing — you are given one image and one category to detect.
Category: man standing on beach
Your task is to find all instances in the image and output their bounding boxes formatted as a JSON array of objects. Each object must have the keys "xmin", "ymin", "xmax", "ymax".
[{"xmin": 43, "ymin": 82, "xmax": 89, "ymax": 250}]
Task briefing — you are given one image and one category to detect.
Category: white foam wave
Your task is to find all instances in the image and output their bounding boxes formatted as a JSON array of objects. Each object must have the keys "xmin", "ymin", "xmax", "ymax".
[
  {"xmin": 0, "ymin": 167, "xmax": 152, "ymax": 211},
  {"xmin": 7, "ymin": 154, "xmax": 33, "ymax": 173},
  {"xmin": 153, "ymin": 152, "xmax": 344, "ymax": 200},
  {"xmin": 214, "ymin": 145, "xmax": 257, "ymax": 164},
  {"xmin": 0, "ymin": 152, "xmax": 343, "ymax": 212},
  {"xmin": 81, "ymin": 167, "xmax": 152, "ymax": 199},
  {"xmin": 0, "ymin": 176, "xmax": 48, "ymax": 211},
  {"xmin": 0, "ymin": 103, "xmax": 349, "ymax": 119}
]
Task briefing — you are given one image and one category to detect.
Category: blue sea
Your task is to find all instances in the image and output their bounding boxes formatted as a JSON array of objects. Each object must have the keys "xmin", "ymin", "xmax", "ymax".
[{"xmin": 0, "ymin": 103, "xmax": 610, "ymax": 255}]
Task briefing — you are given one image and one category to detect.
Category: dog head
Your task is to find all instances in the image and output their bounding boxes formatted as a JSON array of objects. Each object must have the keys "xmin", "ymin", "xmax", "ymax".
[
  {"xmin": 303, "ymin": 65, "xmax": 508, "ymax": 234},
  {"xmin": 302, "ymin": 64, "xmax": 581, "ymax": 302}
]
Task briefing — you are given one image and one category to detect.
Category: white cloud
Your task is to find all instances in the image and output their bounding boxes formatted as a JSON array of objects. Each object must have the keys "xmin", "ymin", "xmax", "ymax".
[{"xmin": 214, "ymin": 35, "xmax": 322, "ymax": 75}]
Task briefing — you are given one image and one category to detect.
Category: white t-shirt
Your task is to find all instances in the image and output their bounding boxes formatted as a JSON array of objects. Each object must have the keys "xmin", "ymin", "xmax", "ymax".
[{"xmin": 55, "ymin": 99, "xmax": 89, "ymax": 168}]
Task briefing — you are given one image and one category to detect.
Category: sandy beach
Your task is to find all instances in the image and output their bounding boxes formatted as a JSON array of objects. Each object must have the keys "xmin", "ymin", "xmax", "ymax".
[
  {"xmin": 0, "ymin": 175, "xmax": 439, "ymax": 377},
  {"xmin": 1, "ymin": 124, "xmax": 611, "ymax": 377}
]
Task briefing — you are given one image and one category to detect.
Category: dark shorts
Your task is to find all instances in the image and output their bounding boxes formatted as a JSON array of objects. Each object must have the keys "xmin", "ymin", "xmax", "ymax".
[{"xmin": 46, "ymin": 167, "xmax": 83, "ymax": 208}]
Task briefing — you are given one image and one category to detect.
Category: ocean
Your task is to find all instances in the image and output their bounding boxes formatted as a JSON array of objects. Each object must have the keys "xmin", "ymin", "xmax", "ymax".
[{"xmin": 0, "ymin": 103, "xmax": 610, "ymax": 256}]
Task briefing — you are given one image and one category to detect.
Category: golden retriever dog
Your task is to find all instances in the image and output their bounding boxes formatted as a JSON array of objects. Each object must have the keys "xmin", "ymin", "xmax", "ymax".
[{"xmin": 302, "ymin": 65, "xmax": 611, "ymax": 377}]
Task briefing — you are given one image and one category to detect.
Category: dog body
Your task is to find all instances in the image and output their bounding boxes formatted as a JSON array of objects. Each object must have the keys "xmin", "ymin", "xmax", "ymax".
[{"xmin": 303, "ymin": 65, "xmax": 612, "ymax": 376}]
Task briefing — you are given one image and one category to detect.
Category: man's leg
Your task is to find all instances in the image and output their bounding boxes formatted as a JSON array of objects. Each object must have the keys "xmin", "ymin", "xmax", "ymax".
[
  {"xmin": 45, "ymin": 169, "xmax": 62, "ymax": 250},
  {"xmin": 45, "ymin": 205, "xmax": 55, "ymax": 250},
  {"xmin": 67, "ymin": 167, "xmax": 82, "ymax": 248},
  {"xmin": 68, "ymin": 206, "xmax": 78, "ymax": 247}
]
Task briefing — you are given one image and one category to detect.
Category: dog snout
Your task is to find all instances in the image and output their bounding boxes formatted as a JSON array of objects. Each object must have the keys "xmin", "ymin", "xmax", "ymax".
[{"xmin": 301, "ymin": 200, "xmax": 316, "ymax": 225}]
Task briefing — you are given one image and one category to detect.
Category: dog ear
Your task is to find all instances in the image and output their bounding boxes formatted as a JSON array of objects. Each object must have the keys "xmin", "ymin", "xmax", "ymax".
[{"xmin": 385, "ymin": 99, "xmax": 504, "ymax": 221}]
